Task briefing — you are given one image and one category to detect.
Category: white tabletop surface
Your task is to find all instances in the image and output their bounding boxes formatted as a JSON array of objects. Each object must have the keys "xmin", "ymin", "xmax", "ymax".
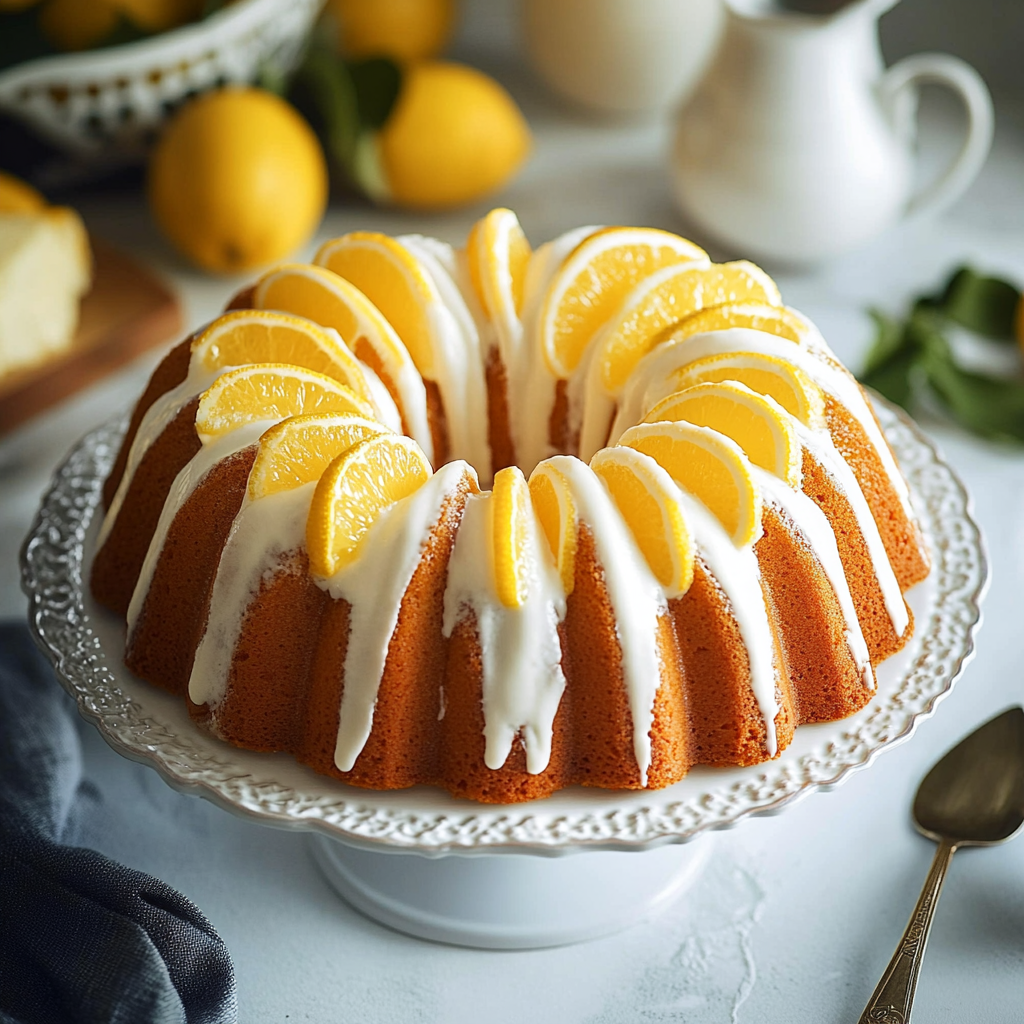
[{"xmin": 3, "ymin": 21, "xmax": 1024, "ymax": 1023}]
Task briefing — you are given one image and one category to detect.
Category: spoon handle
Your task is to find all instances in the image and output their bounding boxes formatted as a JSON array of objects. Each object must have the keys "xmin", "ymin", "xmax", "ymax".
[{"xmin": 857, "ymin": 837, "xmax": 957, "ymax": 1024}]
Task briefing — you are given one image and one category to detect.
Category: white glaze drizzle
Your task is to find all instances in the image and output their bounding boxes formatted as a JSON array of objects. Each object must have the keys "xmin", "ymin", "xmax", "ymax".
[
  {"xmin": 98, "ymin": 364, "xmax": 220, "ymax": 549},
  {"xmin": 321, "ymin": 461, "xmax": 475, "ymax": 772},
  {"xmin": 753, "ymin": 467, "xmax": 874, "ymax": 689},
  {"xmin": 545, "ymin": 455, "xmax": 667, "ymax": 783},
  {"xmin": 188, "ymin": 479, "xmax": 313, "ymax": 709},
  {"xmin": 397, "ymin": 235, "xmax": 492, "ymax": 482},
  {"xmin": 125, "ymin": 418, "xmax": 275, "ymax": 643},
  {"xmin": 797, "ymin": 423, "xmax": 909, "ymax": 637},
  {"xmin": 442, "ymin": 489, "xmax": 567, "ymax": 775},
  {"xmin": 360, "ymin": 362, "xmax": 403, "ymax": 434}
]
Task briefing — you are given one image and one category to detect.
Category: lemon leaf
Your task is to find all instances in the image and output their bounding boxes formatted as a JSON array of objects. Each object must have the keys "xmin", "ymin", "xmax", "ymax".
[
  {"xmin": 348, "ymin": 56, "xmax": 401, "ymax": 130},
  {"xmin": 292, "ymin": 43, "xmax": 360, "ymax": 171},
  {"xmin": 937, "ymin": 266, "xmax": 1021, "ymax": 342}
]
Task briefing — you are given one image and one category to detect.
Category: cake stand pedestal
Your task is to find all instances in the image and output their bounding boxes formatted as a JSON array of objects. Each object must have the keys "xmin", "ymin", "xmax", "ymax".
[{"xmin": 310, "ymin": 834, "xmax": 714, "ymax": 949}]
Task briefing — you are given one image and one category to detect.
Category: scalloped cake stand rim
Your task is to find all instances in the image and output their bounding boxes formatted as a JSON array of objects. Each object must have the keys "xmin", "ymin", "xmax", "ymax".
[{"xmin": 21, "ymin": 396, "xmax": 987, "ymax": 858}]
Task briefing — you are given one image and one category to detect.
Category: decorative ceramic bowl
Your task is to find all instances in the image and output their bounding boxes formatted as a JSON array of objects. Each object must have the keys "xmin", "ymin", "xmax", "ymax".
[{"xmin": 0, "ymin": 0, "xmax": 324, "ymax": 161}]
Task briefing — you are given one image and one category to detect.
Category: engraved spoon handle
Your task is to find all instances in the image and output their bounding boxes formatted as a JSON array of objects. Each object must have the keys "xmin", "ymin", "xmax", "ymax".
[{"xmin": 857, "ymin": 837, "xmax": 958, "ymax": 1024}]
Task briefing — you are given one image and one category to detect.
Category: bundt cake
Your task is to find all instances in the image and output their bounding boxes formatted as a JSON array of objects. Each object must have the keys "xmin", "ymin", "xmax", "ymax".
[{"xmin": 91, "ymin": 210, "xmax": 929, "ymax": 804}]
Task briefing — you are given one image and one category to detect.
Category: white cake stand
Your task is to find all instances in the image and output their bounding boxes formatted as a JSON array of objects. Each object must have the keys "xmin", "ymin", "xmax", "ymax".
[{"xmin": 21, "ymin": 401, "xmax": 986, "ymax": 949}]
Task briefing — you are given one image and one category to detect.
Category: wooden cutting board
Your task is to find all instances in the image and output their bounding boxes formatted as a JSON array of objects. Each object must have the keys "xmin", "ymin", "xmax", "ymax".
[{"xmin": 0, "ymin": 239, "xmax": 183, "ymax": 436}]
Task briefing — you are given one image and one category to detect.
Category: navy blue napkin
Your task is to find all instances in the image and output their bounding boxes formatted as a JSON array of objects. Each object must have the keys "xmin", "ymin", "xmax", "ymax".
[{"xmin": 0, "ymin": 622, "xmax": 237, "ymax": 1024}]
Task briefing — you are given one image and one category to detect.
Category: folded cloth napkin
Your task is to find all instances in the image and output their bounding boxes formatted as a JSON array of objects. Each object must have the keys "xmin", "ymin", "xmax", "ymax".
[{"xmin": 0, "ymin": 622, "xmax": 237, "ymax": 1024}]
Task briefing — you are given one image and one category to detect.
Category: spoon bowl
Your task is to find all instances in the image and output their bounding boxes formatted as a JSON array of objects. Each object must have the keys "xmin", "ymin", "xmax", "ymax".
[{"xmin": 913, "ymin": 706, "xmax": 1024, "ymax": 846}]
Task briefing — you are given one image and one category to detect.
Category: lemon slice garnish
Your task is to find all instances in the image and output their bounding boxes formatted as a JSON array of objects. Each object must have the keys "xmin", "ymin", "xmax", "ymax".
[
  {"xmin": 195, "ymin": 363, "xmax": 376, "ymax": 444},
  {"xmin": 539, "ymin": 226, "xmax": 708, "ymax": 378},
  {"xmin": 491, "ymin": 465, "xmax": 533, "ymax": 608},
  {"xmin": 664, "ymin": 351, "xmax": 825, "ymax": 428},
  {"xmin": 248, "ymin": 413, "xmax": 389, "ymax": 500},
  {"xmin": 528, "ymin": 460, "xmax": 578, "ymax": 595},
  {"xmin": 619, "ymin": 420, "xmax": 762, "ymax": 547},
  {"xmin": 590, "ymin": 445, "xmax": 694, "ymax": 596},
  {"xmin": 467, "ymin": 207, "xmax": 532, "ymax": 330},
  {"xmin": 598, "ymin": 261, "xmax": 781, "ymax": 394},
  {"xmin": 252, "ymin": 262, "xmax": 419, "ymax": 416},
  {"xmin": 191, "ymin": 309, "xmax": 375, "ymax": 406},
  {"xmin": 644, "ymin": 381, "xmax": 800, "ymax": 487},
  {"xmin": 314, "ymin": 231, "xmax": 443, "ymax": 377},
  {"xmin": 666, "ymin": 302, "xmax": 813, "ymax": 347},
  {"xmin": 306, "ymin": 433, "xmax": 432, "ymax": 577}
]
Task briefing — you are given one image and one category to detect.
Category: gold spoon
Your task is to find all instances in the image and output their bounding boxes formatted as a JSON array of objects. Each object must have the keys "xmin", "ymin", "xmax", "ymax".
[{"xmin": 858, "ymin": 706, "xmax": 1024, "ymax": 1024}]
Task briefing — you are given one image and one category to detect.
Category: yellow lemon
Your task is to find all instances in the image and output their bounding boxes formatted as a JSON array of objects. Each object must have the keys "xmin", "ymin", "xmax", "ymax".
[
  {"xmin": 0, "ymin": 170, "xmax": 47, "ymax": 213},
  {"xmin": 329, "ymin": 0, "xmax": 456, "ymax": 62},
  {"xmin": 39, "ymin": 0, "xmax": 117, "ymax": 51},
  {"xmin": 467, "ymin": 207, "xmax": 531, "ymax": 334},
  {"xmin": 377, "ymin": 61, "xmax": 531, "ymax": 211},
  {"xmin": 148, "ymin": 88, "xmax": 328, "ymax": 273},
  {"xmin": 113, "ymin": 0, "xmax": 202, "ymax": 32}
]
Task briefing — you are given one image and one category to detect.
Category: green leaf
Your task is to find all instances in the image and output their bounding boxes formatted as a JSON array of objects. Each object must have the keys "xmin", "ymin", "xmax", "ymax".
[
  {"xmin": 862, "ymin": 308, "xmax": 915, "ymax": 376},
  {"xmin": 292, "ymin": 47, "xmax": 361, "ymax": 172},
  {"xmin": 348, "ymin": 58, "xmax": 402, "ymax": 131},
  {"xmin": 914, "ymin": 312, "xmax": 1024, "ymax": 442},
  {"xmin": 939, "ymin": 265, "xmax": 1021, "ymax": 341}
]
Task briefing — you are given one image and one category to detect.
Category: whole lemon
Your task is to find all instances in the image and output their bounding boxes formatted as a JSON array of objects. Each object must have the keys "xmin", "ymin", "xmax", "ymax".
[
  {"xmin": 148, "ymin": 88, "xmax": 328, "ymax": 273},
  {"xmin": 330, "ymin": 0, "xmax": 456, "ymax": 63},
  {"xmin": 378, "ymin": 62, "xmax": 530, "ymax": 211}
]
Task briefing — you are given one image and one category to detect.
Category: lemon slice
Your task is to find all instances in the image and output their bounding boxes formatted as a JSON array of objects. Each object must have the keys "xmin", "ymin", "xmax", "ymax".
[
  {"xmin": 528, "ymin": 460, "xmax": 578, "ymax": 595},
  {"xmin": 667, "ymin": 302, "xmax": 813, "ymax": 347},
  {"xmin": 314, "ymin": 231, "xmax": 443, "ymax": 377},
  {"xmin": 618, "ymin": 421, "xmax": 762, "ymax": 546},
  {"xmin": 590, "ymin": 446, "xmax": 694, "ymax": 596},
  {"xmin": 252, "ymin": 262, "xmax": 419, "ymax": 410},
  {"xmin": 491, "ymin": 465, "xmax": 533, "ymax": 608},
  {"xmin": 248, "ymin": 413, "xmax": 389, "ymax": 500},
  {"xmin": 598, "ymin": 261, "xmax": 782, "ymax": 394},
  {"xmin": 467, "ymin": 207, "xmax": 532, "ymax": 331},
  {"xmin": 196, "ymin": 363, "xmax": 376, "ymax": 444},
  {"xmin": 307, "ymin": 433, "xmax": 432, "ymax": 577},
  {"xmin": 643, "ymin": 381, "xmax": 800, "ymax": 486},
  {"xmin": 191, "ymin": 309, "xmax": 375, "ymax": 406},
  {"xmin": 664, "ymin": 351, "xmax": 825, "ymax": 428},
  {"xmin": 539, "ymin": 226, "xmax": 708, "ymax": 378}
]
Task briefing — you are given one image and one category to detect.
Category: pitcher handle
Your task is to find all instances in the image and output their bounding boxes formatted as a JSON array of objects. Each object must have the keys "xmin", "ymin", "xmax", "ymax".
[{"xmin": 879, "ymin": 52, "xmax": 994, "ymax": 221}]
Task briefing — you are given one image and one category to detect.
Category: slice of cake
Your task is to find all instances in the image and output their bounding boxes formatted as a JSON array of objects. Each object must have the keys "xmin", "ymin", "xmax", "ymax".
[{"xmin": 0, "ymin": 173, "xmax": 92, "ymax": 379}]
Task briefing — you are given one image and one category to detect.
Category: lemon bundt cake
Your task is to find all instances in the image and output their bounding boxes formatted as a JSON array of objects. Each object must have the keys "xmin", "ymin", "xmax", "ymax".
[{"xmin": 91, "ymin": 211, "xmax": 929, "ymax": 803}]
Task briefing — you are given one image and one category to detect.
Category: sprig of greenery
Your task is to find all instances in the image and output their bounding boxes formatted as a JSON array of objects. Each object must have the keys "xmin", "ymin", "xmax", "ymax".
[
  {"xmin": 288, "ymin": 36, "xmax": 401, "ymax": 201},
  {"xmin": 859, "ymin": 267, "xmax": 1024, "ymax": 442}
]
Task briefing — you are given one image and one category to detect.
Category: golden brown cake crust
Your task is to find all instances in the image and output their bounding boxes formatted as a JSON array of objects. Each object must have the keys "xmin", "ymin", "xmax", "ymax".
[
  {"xmin": 92, "ymin": 396, "xmax": 202, "ymax": 617},
  {"xmin": 125, "ymin": 445, "xmax": 257, "ymax": 696}
]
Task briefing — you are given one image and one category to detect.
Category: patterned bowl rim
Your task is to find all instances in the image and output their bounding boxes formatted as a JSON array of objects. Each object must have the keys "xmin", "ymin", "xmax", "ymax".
[
  {"xmin": 21, "ymin": 395, "xmax": 988, "ymax": 858},
  {"xmin": 0, "ymin": 0, "xmax": 317, "ymax": 91}
]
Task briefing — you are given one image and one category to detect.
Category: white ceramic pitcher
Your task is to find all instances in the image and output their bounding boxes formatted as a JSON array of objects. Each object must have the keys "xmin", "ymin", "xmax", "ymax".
[{"xmin": 670, "ymin": 0, "xmax": 994, "ymax": 263}]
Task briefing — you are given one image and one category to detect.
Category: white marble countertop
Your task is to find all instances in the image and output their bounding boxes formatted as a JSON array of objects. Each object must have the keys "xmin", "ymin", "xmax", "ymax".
[{"xmin": 3, "ymin": 22, "xmax": 1024, "ymax": 1022}]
